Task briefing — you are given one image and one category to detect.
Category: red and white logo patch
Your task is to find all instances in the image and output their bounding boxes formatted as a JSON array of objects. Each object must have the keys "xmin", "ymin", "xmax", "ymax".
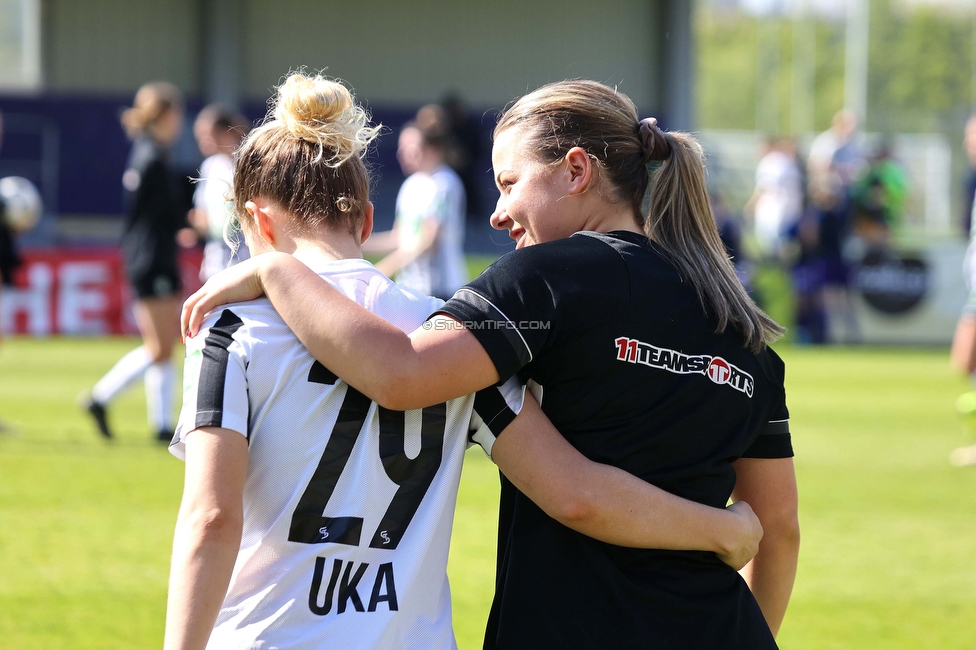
[{"xmin": 706, "ymin": 357, "xmax": 732, "ymax": 385}]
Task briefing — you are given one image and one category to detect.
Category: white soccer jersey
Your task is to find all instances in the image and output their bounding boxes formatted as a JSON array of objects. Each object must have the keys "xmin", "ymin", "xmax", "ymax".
[
  {"xmin": 393, "ymin": 165, "xmax": 467, "ymax": 298},
  {"xmin": 193, "ymin": 153, "xmax": 249, "ymax": 280},
  {"xmin": 172, "ymin": 258, "xmax": 523, "ymax": 650}
]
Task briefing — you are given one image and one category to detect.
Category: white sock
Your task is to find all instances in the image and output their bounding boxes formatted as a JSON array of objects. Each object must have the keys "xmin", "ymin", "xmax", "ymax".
[
  {"xmin": 91, "ymin": 346, "xmax": 153, "ymax": 405},
  {"xmin": 145, "ymin": 361, "xmax": 175, "ymax": 432}
]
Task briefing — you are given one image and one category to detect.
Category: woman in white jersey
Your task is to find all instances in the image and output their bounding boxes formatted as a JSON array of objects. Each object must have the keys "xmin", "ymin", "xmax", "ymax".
[
  {"xmin": 164, "ymin": 74, "xmax": 764, "ymax": 650},
  {"xmin": 188, "ymin": 103, "xmax": 250, "ymax": 281},
  {"xmin": 363, "ymin": 105, "xmax": 467, "ymax": 299}
]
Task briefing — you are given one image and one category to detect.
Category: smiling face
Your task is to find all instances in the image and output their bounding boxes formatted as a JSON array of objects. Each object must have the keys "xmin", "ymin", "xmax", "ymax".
[{"xmin": 490, "ymin": 126, "xmax": 582, "ymax": 249}]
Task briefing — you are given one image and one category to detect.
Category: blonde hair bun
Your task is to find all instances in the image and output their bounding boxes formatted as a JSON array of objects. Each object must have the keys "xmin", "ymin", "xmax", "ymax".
[{"xmin": 273, "ymin": 72, "xmax": 380, "ymax": 166}]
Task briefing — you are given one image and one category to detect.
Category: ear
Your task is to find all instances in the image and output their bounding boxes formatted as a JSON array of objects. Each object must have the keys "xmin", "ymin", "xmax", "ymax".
[
  {"xmin": 246, "ymin": 198, "xmax": 276, "ymax": 246},
  {"xmin": 359, "ymin": 201, "xmax": 375, "ymax": 245},
  {"xmin": 563, "ymin": 147, "xmax": 594, "ymax": 196}
]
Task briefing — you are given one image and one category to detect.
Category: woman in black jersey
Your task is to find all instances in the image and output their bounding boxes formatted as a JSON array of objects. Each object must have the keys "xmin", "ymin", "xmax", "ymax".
[
  {"xmin": 183, "ymin": 80, "xmax": 800, "ymax": 649},
  {"xmin": 83, "ymin": 82, "xmax": 186, "ymax": 441}
]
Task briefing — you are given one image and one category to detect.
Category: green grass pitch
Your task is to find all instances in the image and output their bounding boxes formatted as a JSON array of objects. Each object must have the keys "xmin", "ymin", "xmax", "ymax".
[{"xmin": 1, "ymin": 336, "xmax": 976, "ymax": 649}]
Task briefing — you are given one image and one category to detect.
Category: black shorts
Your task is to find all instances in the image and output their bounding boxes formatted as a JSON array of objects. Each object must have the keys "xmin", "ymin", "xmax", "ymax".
[{"xmin": 130, "ymin": 268, "xmax": 181, "ymax": 299}]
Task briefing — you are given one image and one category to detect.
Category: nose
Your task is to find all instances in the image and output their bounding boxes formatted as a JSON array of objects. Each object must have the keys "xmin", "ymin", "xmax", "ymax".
[{"xmin": 490, "ymin": 196, "xmax": 511, "ymax": 231}]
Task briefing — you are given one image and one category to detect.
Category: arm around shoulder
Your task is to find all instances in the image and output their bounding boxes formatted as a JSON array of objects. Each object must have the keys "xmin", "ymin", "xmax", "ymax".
[
  {"xmin": 490, "ymin": 398, "xmax": 764, "ymax": 569},
  {"xmin": 183, "ymin": 253, "xmax": 499, "ymax": 409}
]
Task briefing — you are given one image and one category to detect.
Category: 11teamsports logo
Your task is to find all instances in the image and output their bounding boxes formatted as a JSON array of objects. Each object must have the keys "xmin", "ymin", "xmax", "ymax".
[{"xmin": 614, "ymin": 336, "xmax": 755, "ymax": 397}]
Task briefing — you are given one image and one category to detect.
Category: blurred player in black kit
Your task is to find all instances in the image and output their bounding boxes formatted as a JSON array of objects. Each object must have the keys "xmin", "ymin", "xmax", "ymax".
[
  {"xmin": 0, "ymin": 112, "xmax": 23, "ymax": 337},
  {"xmin": 0, "ymin": 111, "xmax": 23, "ymax": 433},
  {"xmin": 82, "ymin": 82, "xmax": 186, "ymax": 442}
]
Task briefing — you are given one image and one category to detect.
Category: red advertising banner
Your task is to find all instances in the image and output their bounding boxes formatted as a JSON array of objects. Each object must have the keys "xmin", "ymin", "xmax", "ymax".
[{"xmin": 1, "ymin": 248, "xmax": 204, "ymax": 336}]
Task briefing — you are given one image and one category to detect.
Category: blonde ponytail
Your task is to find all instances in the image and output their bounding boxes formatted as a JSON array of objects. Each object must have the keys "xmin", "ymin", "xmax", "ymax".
[
  {"xmin": 121, "ymin": 81, "xmax": 182, "ymax": 139},
  {"xmin": 646, "ymin": 133, "xmax": 785, "ymax": 352}
]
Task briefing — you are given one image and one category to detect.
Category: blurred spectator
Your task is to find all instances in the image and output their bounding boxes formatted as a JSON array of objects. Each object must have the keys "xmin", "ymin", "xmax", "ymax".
[
  {"xmin": 364, "ymin": 105, "xmax": 467, "ymax": 300},
  {"xmin": 440, "ymin": 93, "xmax": 483, "ymax": 219},
  {"xmin": 711, "ymin": 192, "xmax": 754, "ymax": 296},
  {"xmin": 790, "ymin": 206, "xmax": 828, "ymax": 344},
  {"xmin": 951, "ymin": 117, "xmax": 976, "ymax": 464},
  {"xmin": 806, "ymin": 109, "xmax": 865, "ymax": 344},
  {"xmin": 951, "ymin": 116, "xmax": 976, "ymax": 413},
  {"xmin": 849, "ymin": 142, "xmax": 909, "ymax": 248},
  {"xmin": 746, "ymin": 137, "xmax": 804, "ymax": 261},
  {"xmin": 962, "ymin": 116, "xmax": 976, "ymax": 237},
  {"xmin": 808, "ymin": 109, "xmax": 865, "ymax": 202},
  {"xmin": 187, "ymin": 104, "xmax": 250, "ymax": 281}
]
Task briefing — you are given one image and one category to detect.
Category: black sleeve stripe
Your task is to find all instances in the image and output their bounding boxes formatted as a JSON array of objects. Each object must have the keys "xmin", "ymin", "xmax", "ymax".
[
  {"xmin": 740, "ymin": 432, "xmax": 794, "ymax": 459},
  {"xmin": 450, "ymin": 288, "xmax": 533, "ymax": 366},
  {"xmin": 758, "ymin": 419, "xmax": 790, "ymax": 436},
  {"xmin": 194, "ymin": 309, "xmax": 245, "ymax": 431},
  {"xmin": 473, "ymin": 386, "xmax": 518, "ymax": 438}
]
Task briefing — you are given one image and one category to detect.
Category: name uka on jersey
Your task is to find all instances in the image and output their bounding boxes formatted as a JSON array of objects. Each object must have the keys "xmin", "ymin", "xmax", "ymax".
[
  {"xmin": 309, "ymin": 557, "xmax": 398, "ymax": 616},
  {"xmin": 614, "ymin": 336, "xmax": 755, "ymax": 398}
]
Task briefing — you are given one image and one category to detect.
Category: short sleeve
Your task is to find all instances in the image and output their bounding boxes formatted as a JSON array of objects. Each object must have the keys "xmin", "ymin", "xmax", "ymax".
[
  {"xmin": 466, "ymin": 377, "xmax": 527, "ymax": 457},
  {"xmin": 170, "ymin": 308, "xmax": 250, "ymax": 460},
  {"xmin": 434, "ymin": 248, "xmax": 558, "ymax": 383},
  {"xmin": 742, "ymin": 347, "xmax": 793, "ymax": 459},
  {"xmin": 740, "ymin": 404, "xmax": 793, "ymax": 459}
]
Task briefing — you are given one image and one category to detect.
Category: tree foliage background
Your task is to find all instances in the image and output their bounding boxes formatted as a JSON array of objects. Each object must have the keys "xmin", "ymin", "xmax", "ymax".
[
  {"xmin": 696, "ymin": 0, "xmax": 975, "ymax": 231},
  {"xmin": 697, "ymin": 0, "xmax": 974, "ymax": 134}
]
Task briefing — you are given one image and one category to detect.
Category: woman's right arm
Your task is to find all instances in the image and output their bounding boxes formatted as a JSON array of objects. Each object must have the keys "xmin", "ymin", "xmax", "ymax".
[
  {"xmin": 182, "ymin": 252, "xmax": 500, "ymax": 410},
  {"xmin": 730, "ymin": 457, "xmax": 799, "ymax": 636}
]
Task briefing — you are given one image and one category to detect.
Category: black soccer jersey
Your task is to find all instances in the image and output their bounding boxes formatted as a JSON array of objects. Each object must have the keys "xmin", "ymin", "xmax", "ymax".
[
  {"xmin": 437, "ymin": 230, "xmax": 792, "ymax": 650},
  {"xmin": 120, "ymin": 137, "xmax": 185, "ymax": 281},
  {"xmin": 0, "ymin": 203, "xmax": 21, "ymax": 287}
]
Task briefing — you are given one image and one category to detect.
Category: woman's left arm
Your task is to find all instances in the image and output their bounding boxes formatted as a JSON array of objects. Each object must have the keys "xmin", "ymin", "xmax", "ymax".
[
  {"xmin": 730, "ymin": 457, "xmax": 800, "ymax": 638},
  {"xmin": 182, "ymin": 253, "xmax": 499, "ymax": 410},
  {"xmin": 164, "ymin": 427, "xmax": 248, "ymax": 650}
]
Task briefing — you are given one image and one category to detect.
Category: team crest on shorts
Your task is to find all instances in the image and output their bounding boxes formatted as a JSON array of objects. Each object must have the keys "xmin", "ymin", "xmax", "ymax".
[{"xmin": 614, "ymin": 336, "xmax": 754, "ymax": 397}]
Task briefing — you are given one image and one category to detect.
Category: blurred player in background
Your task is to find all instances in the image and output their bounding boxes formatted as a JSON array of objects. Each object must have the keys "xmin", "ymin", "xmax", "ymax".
[
  {"xmin": 186, "ymin": 104, "xmax": 250, "ymax": 281},
  {"xmin": 185, "ymin": 79, "xmax": 800, "ymax": 649},
  {"xmin": 0, "ymin": 112, "xmax": 21, "ymax": 347},
  {"xmin": 81, "ymin": 82, "xmax": 186, "ymax": 442},
  {"xmin": 364, "ymin": 105, "xmax": 467, "ymax": 300},
  {"xmin": 439, "ymin": 93, "xmax": 483, "ymax": 219},
  {"xmin": 165, "ymin": 73, "xmax": 763, "ymax": 650},
  {"xmin": 0, "ymin": 112, "xmax": 22, "ymax": 433},
  {"xmin": 951, "ymin": 116, "xmax": 976, "ymax": 466},
  {"xmin": 849, "ymin": 141, "xmax": 909, "ymax": 249},
  {"xmin": 807, "ymin": 109, "xmax": 865, "ymax": 344},
  {"xmin": 746, "ymin": 137, "xmax": 803, "ymax": 262}
]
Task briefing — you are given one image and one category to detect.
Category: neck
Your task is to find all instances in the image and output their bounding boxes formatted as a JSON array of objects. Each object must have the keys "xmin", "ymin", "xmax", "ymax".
[
  {"xmin": 279, "ymin": 228, "xmax": 364, "ymax": 268},
  {"xmin": 417, "ymin": 152, "xmax": 444, "ymax": 174},
  {"xmin": 577, "ymin": 199, "xmax": 644, "ymax": 237}
]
